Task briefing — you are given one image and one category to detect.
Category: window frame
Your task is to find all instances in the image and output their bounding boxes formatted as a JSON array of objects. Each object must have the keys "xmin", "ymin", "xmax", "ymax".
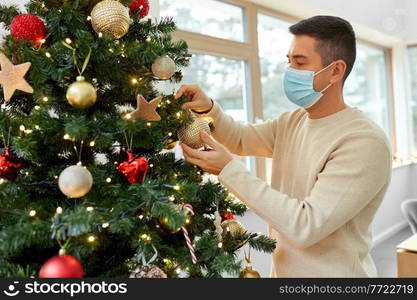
[{"xmin": 170, "ymin": 0, "xmax": 396, "ymax": 179}]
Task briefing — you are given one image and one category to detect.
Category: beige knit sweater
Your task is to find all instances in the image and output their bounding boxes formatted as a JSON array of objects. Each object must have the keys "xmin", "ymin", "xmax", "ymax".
[{"xmin": 196, "ymin": 101, "xmax": 392, "ymax": 277}]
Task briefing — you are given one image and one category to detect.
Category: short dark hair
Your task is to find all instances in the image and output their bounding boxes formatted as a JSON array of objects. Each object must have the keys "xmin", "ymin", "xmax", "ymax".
[{"xmin": 289, "ymin": 15, "xmax": 356, "ymax": 81}]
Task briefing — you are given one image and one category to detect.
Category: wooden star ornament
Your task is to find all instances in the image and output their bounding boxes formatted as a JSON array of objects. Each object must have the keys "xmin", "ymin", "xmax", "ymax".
[
  {"xmin": 130, "ymin": 94, "xmax": 162, "ymax": 121},
  {"xmin": 0, "ymin": 52, "xmax": 33, "ymax": 102}
]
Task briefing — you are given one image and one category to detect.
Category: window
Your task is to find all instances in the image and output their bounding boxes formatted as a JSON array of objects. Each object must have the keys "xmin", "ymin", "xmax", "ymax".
[
  {"xmin": 257, "ymin": 13, "xmax": 297, "ymax": 121},
  {"xmin": 160, "ymin": 0, "xmax": 245, "ymax": 42},
  {"xmin": 344, "ymin": 43, "xmax": 391, "ymax": 134},
  {"xmin": 407, "ymin": 46, "xmax": 417, "ymax": 154}
]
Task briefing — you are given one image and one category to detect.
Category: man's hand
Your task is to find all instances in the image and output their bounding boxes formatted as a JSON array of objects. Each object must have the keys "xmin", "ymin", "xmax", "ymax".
[
  {"xmin": 175, "ymin": 84, "xmax": 213, "ymax": 113},
  {"xmin": 180, "ymin": 131, "xmax": 234, "ymax": 175}
]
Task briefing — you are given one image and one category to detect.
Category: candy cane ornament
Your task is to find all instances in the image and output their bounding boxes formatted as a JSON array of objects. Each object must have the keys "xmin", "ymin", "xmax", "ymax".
[{"xmin": 179, "ymin": 203, "xmax": 197, "ymax": 264}]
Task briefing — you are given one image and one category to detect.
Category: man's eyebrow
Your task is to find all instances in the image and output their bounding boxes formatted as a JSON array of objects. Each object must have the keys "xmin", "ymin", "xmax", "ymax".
[{"xmin": 286, "ymin": 54, "xmax": 307, "ymax": 59}]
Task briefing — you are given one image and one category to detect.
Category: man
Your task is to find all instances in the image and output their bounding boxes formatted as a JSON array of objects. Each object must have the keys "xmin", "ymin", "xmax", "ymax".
[{"xmin": 175, "ymin": 16, "xmax": 392, "ymax": 277}]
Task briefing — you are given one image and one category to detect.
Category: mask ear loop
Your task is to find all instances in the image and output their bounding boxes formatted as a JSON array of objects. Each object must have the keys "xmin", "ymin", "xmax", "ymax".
[{"xmin": 314, "ymin": 61, "xmax": 336, "ymax": 76}]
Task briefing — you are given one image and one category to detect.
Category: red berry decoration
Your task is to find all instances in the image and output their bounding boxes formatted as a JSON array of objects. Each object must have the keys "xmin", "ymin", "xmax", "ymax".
[
  {"xmin": 39, "ymin": 254, "xmax": 84, "ymax": 278},
  {"xmin": 10, "ymin": 14, "xmax": 47, "ymax": 45},
  {"xmin": 0, "ymin": 146, "xmax": 22, "ymax": 182},
  {"xmin": 129, "ymin": 0, "xmax": 150, "ymax": 18},
  {"xmin": 117, "ymin": 150, "xmax": 149, "ymax": 184}
]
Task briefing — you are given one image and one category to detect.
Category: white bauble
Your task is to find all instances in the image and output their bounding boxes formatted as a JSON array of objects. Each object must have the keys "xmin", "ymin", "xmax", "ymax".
[
  {"xmin": 151, "ymin": 55, "xmax": 176, "ymax": 80},
  {"xmin": 58, "ymin": 165, "xmax": 93, "ymax": 198}
]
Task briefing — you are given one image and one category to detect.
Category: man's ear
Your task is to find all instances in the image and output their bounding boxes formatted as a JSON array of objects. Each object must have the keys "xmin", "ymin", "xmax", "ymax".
[{"xmin": 330, "ymin": 60, "xmax": 347, "ymax": 84}]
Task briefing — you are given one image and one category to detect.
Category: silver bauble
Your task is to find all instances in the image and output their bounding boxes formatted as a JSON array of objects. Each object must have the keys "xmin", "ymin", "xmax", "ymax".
[
  {"xmin": 58, "ymin": 165, "xmax": 93, "ymax": 198},
  {"xmin": 151, "ymin": 55, "xmax": 176, "ymax": 80}
]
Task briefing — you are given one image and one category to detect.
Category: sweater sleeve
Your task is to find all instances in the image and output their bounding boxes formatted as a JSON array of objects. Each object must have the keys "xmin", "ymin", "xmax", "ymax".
[
  {"xmin": 217, "ymin": 134, "xmax": 392, "ymax": 249},
  {"xmin": 195, "ymin": 100, "xmax": 282, "ymax": 158}
]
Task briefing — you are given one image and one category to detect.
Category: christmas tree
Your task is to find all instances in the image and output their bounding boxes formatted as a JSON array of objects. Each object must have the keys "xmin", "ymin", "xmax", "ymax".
[{"xmin": 0, "ymin": 0, "xmax": 275, "ymax": 278}]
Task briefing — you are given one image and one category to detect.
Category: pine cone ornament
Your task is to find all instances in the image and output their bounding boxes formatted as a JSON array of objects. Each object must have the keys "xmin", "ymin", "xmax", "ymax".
[{"xmin": 129, "ymin": 264, "xmax": 167, "ymax": 278}]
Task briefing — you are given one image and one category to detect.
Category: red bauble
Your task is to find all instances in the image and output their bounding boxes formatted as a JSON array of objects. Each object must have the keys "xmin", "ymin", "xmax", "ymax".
[
  {"xmin": 117, "ymin": 150, "xmax": 149, "ymax": 184},
  {"xmin": 223, "ymin": 212, "xmax": 236, "ymax": 221},
  {"xmin": 10, "ymin": 14, "xmax": 47, "ymax": 45},
  {"xmin": 0, "ymin": 146, "xmax": 22, "ymax": 182},
  {"xmin": 39, "ymin": 254, "xmax": 84, "ymax": 278},
  {"xmin": 129, "ymin": 0, "xmax": 150, "ymax": 18}
]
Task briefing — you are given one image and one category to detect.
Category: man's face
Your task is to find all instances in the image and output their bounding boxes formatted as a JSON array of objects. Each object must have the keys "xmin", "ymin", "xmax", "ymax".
[{"xmin": 287, "ymin": 34, "xmax": 333, "ymax": 92}]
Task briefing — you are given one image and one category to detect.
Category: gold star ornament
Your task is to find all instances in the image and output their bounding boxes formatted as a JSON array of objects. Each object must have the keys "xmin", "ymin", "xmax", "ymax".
[
  {"xmin": 0, "ymin": 52, "xmax": 33, "ymax": 102},
  {"xmin": 129, "ymin": 94, "xmax": 162, "ymax": 121}
]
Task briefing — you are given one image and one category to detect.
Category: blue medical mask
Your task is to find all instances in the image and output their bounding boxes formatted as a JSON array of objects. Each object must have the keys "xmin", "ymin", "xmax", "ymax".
[{"xmin": 283, "ymin": 62, "xmax": 335, "ymax": 108}]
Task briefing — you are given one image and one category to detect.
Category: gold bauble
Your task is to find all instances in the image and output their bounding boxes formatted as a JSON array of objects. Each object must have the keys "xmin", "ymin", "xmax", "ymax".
[
  {"xmin": 66, "ymin": 76, "xmax": 97, "ymax": 109},
  {"xmin": 58, "ymin": 165, "xmax": 93, "ymax": 198},
  {"xmin": 221, "ymin": 219, "xmax": 245, "ymax": 235},
  {"xmin": 239, "ymin": 265, "xmax": 261, "ymax": 278},
  {"xmin": 165, "ymin": 138, "xmax": 177, "ymax": 150},
  {"xmin": 90, "ymin": 0, "xmax": 130, "ymax": 39},
  {"xmin": 152, "ymin": 55, "xmax": 176, "ymax": 80},
  {"xmin": 159, "ymin": 217, "xmax": 181, "ymax": 233},
  {"xmin": 178, "ymin": 118, "xmax": 211, "ymax": 149}
]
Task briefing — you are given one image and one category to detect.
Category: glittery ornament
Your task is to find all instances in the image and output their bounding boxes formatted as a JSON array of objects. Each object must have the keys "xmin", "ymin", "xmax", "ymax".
[
  {"xmin": 0, "ymin": 146, "xmax": 22, "ymax": 182},
  {"xmin": 177, "ymin": 118, "xmax": 211, "ymax": 149},
  {"xmin": 58, "ymin": 165, "xmax": 93, "ymax": 198},
  {"xmin": 10, "ymin": 14, "xmax": 47, "ymax": 45},
  {"xmin": 128, "ymin": 0, "xmax": 150, "ymax": 18},
  {"xmin": 151, "ymin": 55, "xmax": 176, "ymax": 80},
  {"xmin": 129, "ymin": 264, "xmax": 167, "ymax": 278},
  {"xmin": 0, "ymin": 53, "xmax": 33, "ymax": 102},
  {"xmin": 117, "ymin": 150, "xmax": 148, "ymax": 184},
  {"xmin": 91, "ymin": 0, "xmax": 130, "ymax": 39},
  {"xmin": 221, "ymin": 219, "xmax": 245, "ymax": 235},
  {"xmin": 129, "ymin": 94, "xmax": 162, "ymax": 121}
]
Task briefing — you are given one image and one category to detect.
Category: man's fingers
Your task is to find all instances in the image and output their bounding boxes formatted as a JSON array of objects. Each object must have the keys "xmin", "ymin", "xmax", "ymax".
[
  {"xmin": 175, "ymin": 84, "xmax": 197, "ymax": 99},
  {"xmin": 181, "ymin": 142, "xmax": 204, "ymax": 159},
  {"xmin": 183, "ymin": 150, "xmax": 204, "ymax": 167},
  {"xmin": 175, "ymin": 85, "xmax": 187, "ymax": 99},
  {"xmin": 200, "ymin": 131, "xmax": 218, "ymax": 149}
]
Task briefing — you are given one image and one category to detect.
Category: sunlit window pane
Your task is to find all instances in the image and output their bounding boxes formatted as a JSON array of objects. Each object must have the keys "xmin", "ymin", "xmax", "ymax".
[
  {"xmin": 344, "ymin": 44, "xmax": 390, "ymax": 134},
  {"xmin": 407, "ymin": 47, "xmax": 417, "ymax": 154},
  {"xmin": 258, "ymin": 13, "xmax": 297, "ymax": 121},
  {"xmin": 160, "ymin": 0, "xmax": 245, "ymax": 42}
]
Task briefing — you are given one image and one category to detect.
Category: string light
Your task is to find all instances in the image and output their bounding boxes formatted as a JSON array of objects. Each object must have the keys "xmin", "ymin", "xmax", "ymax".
[
  {"xmin": 39, "ymin": 39, "xmax": 46, "ymax": 44},
  {"xmin": 54, "ymin": 175, "xmax": 58, "ymax": 179},
  {"xmin": 87, "ymin": 16, "xmax": 92, "ymax": 21},
  {"xmin": 166, "ymin": 100, "xmax": 171, "ymax": 104},
  {"xmin": 185, "ymin": 218, "xmax": 190, "ymax": 224},
  {"xmin": 87, "ymin": 235, "xmax": 96, "ymax": 242},
  {"xmin": 106, "ymin": 177, "xmax": 112, "ymax": 183},
  {"xmin": 63, "ymin": 134, "xmax": 70, "ymax": 140},
  {"xmin": 176, "ymin": 112, "xmax": 181, "ymax": 118},
  {"xmin": 86, "ymin": 206, "xmax": 94, "ymax": 212},
  {"xmin": 147, "ymin": 122, "xmax": 152, "ymax": 127},
  {"xmin": 218, "ymin": 242, "xmax": 223, "ymax": 248},
  {"xmin": 98, "ymin": 32, "xmax": 103, "ymax": 38},
  {"xmin": 89, "ymin": 141, "xmax": 95, "ymax": 147},
  {"xmin": 168, "ymin": 132, "xmax": 173, "ymax": 136},
  {"xmin": 173, "ymin": 185, "xmax": 180, "ymax": 191},
  {"xmin": 19, "ymin": 125, "xmax": 25, "ymax": 131},
  {"xmin": 169, "ymin": 195, "xmax": 175, "ymax": 201},
  {"xmin": 138, "ymin": 215, "xmax": 144, "ymax": 220},
  {"xmin": 0, "ymin": 179, "xmax": 4, "ymax": 184},
  {"xmin": 131, "ymin": 78, "xmax": 138, "ymax": 85},
  {"xmin": 29, "ymin": 210, "xmax": 36, "ymax": 217},
  {"xmin": 124, "ymin": 113, "xmax": 132, "ymax": 120},
  {"xmin": 102, "ymin": 222, "xmax": 110, "ymax": 228},
  {"xmin": 146, "ymin": 36, "xmax": 151, "ymax": 42},
  {"xmin": 45, "ymin": 52, "xmax": 51, "ymax": 58},
  {"xmin": 56, "ymin": 207, "xmax": 63, "ymax": 214},
  {"xmin": 42, "ymin": 96, "xmax": 49, "ymax": 102},
  {"xmin": 34, "ymin": 105, "xmax": 40, "ymax": 110},
  {"xmin": 65, "ymin": 38, "xmax": 72, "ymax": 44},
  {"xmin": 35, "ymin": 125, "xmax": 40, "ymax": 130},
  {"xmin": 149, "ymin": 164, "xmax": 154, "ymax": 168},
  {"xmin": 176, "ymin": 268, "xmax": 182, "ymax": 274}
]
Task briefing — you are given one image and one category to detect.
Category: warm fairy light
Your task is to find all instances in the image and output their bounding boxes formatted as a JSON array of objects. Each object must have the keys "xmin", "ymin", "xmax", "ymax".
[
  {"xmin": 98, "ymin": 32, "xmax": 103, "ymax": 38},
  {"xmin": 185, "ymin": 218, "xmax": 190, "ymax": 224},
  {"xmin": 34, "ymin": 105, "xmax": 40, "ymax": 110},
  {"xmin": 19, "ymin": 125, "xmax": 25, "ymax": 131},
  {"xmin": 146, "ymin": 36, "xmax": 151, "ymax": 42},
  {"xmin": 218, "ymin": 242, "xmax": 223, "ymax": 248},
  {"xmin": 168, "ymin": 132, "xmax": 173, "ymax": 136},
  {"xmin": 87, "ymin": 16, "xmax": 92, "ymax": 21},
  {"xmin": 87, "ymin": 235, "xmax": 96, "ymax": 242},
  {"xmin": 65, "ymin": 38, "xmax": 72, "ymax": 44},
  {"xmin": 0, "ymin": 179, "xmax": 4, "ymax": 184},
  {"xmin": 166, "ymin": 100, "xmax": 171, "ymax": 104},
  {"xmin": 125, "ymin": 113, "xmax": 132, "ymax": 120},
  {"xmin": 174, "ymin": 173, "xmax": 178, "ymax": 177},
  {"xmin": 109, "ymin": 48, "xmax": 114, "ymax": 53},
  {"xmin": 42, "ymin": 96, "xmax": 49, "ymax": 102},
  {"xmin": 106, "ymin": 177, "xmax": 112, "ymax": 183},
  {"xmin": 25, "ymin": 171, "xmax": 29, "ymax": 176},
  {"xmin": 173, "ymin": 185, "xmax": 180, "ymax": 191},
  {"xmin": 45, "ymin": 52, "xmax": 51, "ymax": 58},
  {"xmin": 29, "ymin": 210, "xmax": 36, "ymax": 217},
  {"xmin": 63, "ymin": 134, "xmax": 70, "ymax": 140},
  {"xmin": 169, "ymin": 195, "xmax": 175, "ymax": 201},
  {"xmin": 176, "ymin": 268, "xmax": 182, "ymax": 274},
  {"xmin": 102, "ymin": 222, "xmax": 110, "ymax": 228},
  {"xmin": 149, "ymin": 164, "xmax": 154, "ymax": 168},
  {"xmin": 140, "ymin": 233, "xmax": 151, "ymax": 241},
  {"xmin": 56, "ymin": 207, "xmax": 63, "ymax": 214},
  {"xmin": 176, "ymin": 112, "xmax": 181, "ymax": 118},
  {"xmin": 147, "ymin": 122, "xmax": 151, "ymax": 127},
  {"xmin": 89, "ymin": 141, "xmax": 95, "ymax": 147},
  {"xmin": 131, "ymin": 78, "xmax": 138, "ymax": 85},
  {"xmin": 25, "ymin": 129, "xmax": 33, "ymax": 134},
  {"xmin": 138, "ymin": 215, "xmax": 144, "ymax": 220},
  {"xmin": 54, "ymin": 175, "xmax": 58, "ymax": 179},
  {"xmin": 35, "ymin": 125, "xmax": 40, "ymax": 130},
  {"xmin": 226, "ymin": 226, "xmax": 230, "ymax": 232},
  {"xmin": 39, "ymin": 39, "xmax": 46, "ymax": 44},
  {"xmin": 86, "ymin": 206, "xmax": 94, "ymax": 212}
]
